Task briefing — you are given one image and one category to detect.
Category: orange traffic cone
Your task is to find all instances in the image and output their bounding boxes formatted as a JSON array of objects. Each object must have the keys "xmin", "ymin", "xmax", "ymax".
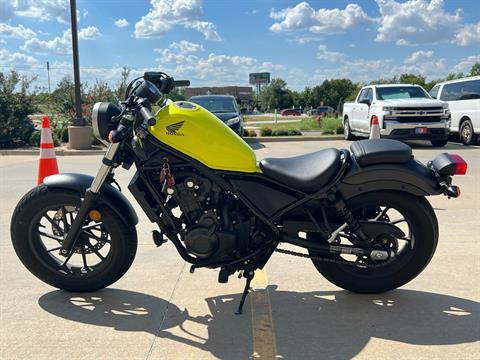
[
  {"xmin": 369, "ymin": 115, "xmax": 381, "ymax": 139},
  {"xmin": 37, "ymin": 116, "xmax": 59, "ymax": 184}
]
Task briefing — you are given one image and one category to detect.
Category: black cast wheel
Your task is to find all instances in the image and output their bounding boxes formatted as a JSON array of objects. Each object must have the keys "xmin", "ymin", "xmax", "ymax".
[
  {"xmin": 459, "ymin": 119, "xmax": 477, "ymax": 145},
  {"xmin": 307, "ymin": 191, "xmax": 438, "ymax": 293},
  {"xmin": 11, "ymin": 185, "xmax": 137, "ymax": 292}
]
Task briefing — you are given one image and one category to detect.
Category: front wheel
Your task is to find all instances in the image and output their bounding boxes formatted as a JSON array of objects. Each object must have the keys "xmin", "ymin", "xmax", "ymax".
[
  {"xmin": 344, "ymin": 117, "xmax": 354, "ymax": 140},
  {"xmin": 460, "ymin": 120, "xmax": 477, "ymax": 145},
  {"xmin": 11, "ymin": 185, "xmax": 137, "ymax": 291},
  {"xmin": 308, "ymin": 191, "xmax": 438, "ymax": 293}
]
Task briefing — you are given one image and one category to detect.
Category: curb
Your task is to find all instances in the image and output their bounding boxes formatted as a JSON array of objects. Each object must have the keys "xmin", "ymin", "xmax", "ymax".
[
  {"xmin": 1, "ymin": 136, "xmax": 344, "ymax": 155},
  {"xmin": 245, "ymin": 135, "xmax": 343, "ymax": 143},
  {"xmin": 0, "ymin": 149, "xmax": 107, "ymax": 156}
]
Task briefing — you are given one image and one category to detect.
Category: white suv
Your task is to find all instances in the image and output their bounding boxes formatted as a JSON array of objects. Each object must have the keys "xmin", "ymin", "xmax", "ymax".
[{"xmin": 430, "ymin": 76, "xmax": 480, "ymax": 145}]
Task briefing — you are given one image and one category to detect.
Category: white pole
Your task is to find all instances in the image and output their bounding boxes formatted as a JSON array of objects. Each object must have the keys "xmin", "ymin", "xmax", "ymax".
[{"xmin": 275, "ymin": 109, "xmax": 278, "ymax": 124}]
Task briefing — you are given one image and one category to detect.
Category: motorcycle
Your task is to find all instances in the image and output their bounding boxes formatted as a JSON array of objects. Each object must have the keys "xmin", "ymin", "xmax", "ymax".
[{"xmin": 11, "ymin": 72, "xmax": 468, "ymax": 314}]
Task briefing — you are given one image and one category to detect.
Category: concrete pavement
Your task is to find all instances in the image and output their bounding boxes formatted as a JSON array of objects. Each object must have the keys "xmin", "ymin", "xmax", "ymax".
[{"xmin": 1, "ymin": 140, "xmax": 479, "ymax": 359}]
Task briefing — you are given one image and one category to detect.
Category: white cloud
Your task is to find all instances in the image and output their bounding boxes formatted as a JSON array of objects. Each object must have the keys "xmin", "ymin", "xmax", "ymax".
[
  {"xmin": 13, "ymin": 0, "xmax": 70, "ymax": 24},
  {"xmin": 22, "ymin": 27, "xmax": 100, "ymax": 55},
  {"xmin": 270, "ymin": 2, "xmax": 374, "ymax": 33},
  {"xmin": 78, "ymin": 26, "xmax": 101, "ymax": 40},
  {"xmin": 287, "ymin": 36, "xmax": 323, "ymax": 45},
  {"xmin": 114, "ymin": 18, "xmax": 129, "ymax": 28},
  {"xmin": 452, "ymin": 55, "xmax": 480, "ymax": 74},
  {"xmin": 134, "ymin": 0, "xmax": 221, "ymax": 41},
  {"xmin": 153, "ymin": 41, "xmax": 284, "ymax": 86},
  {"xmin": 454, "ymin": 22, "xmax": 480, "ymax": 46},
  {"xmin": 375, "ymin": 0, "xmax": 462, "ymax": 45},
  {"xmin": 317, "ymin": 44, "xmax": 346, "ymax": 63},
  {"xmin": 404, "ymin": 50, "xmax": 434, "ymax": 64},
  {"xmin": 0, "ymin": 1, "xmax": 16, "ymax": 21},
  {"xmin": 0, "ymin": 48, "xmax": 38, "ymax": 66},
  {"xmin": 0, "ymin": 23, "xmax": 36, "ymax": 39}
]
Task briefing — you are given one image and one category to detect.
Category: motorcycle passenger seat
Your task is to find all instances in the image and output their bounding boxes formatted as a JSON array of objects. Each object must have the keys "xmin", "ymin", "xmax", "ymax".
[
  {"xmin": 350, "ymin": 139, "xmax": 412, "ymax": 167},
  {"xmin": 259, "ymin": 148, "xmax": 343, "ymax": 193}
]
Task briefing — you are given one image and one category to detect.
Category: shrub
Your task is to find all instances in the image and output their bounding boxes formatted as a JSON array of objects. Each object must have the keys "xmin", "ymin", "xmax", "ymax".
[
  {"xmin": 288, "ymin": 129, "xmax": 302, "ymax": 136},
  {"xmin": 247, "ymin": 129, "xmax": 257, "ymax": 137},
  {"xmin": 30, "ymin": 131, "xmax": 60, "ymax": 147},
  {"xmin": 272, "ymin": 129, "xmax": 289, "ymax": 136},
  {"xmin": 335, "ymin": 125, "xmax": 344, "ymax": 134},
  {"xmin": 0, "ymin": 71, "xmax": 37, "ymax": 148},
  {"xmin": 260, "ymin": 127, "xmax": 272, "ymax": 136},
  {"xmin": 322, "ymin": 129, "xmax": 335, "ymax": 135},
  {"xmin": 53, "ymin": 127, "xmax": 69, "ymax": 143}
]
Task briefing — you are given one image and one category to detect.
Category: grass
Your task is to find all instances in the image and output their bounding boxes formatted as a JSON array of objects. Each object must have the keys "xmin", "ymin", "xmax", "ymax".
[{"xmin": 247, "ymin": 116, "xmax": 342, "ymax": 133}]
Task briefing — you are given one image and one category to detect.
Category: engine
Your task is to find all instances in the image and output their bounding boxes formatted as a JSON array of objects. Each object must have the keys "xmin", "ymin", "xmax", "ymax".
[{"xmin": 167, "ymin": 171, "xmax": 250, "ymax": 260}]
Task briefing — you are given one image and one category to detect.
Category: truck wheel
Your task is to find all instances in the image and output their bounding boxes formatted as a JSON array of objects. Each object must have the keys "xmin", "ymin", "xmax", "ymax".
[
  {"xmin": 430, "ymin": 139, "xmax": 448, "ymax": 147},
  {"xmin": 460, "ymin": 120, "xmax": 477, "ymax": 145},
  {"xmin": 344, "ymin": 118, "xmax": 354, "ymax": 140}
]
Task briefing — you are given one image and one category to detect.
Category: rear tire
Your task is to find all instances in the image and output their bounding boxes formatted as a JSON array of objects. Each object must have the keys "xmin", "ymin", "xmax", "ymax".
[
  {"xmin": 308, "ymin": 191, "xmax": 438, "ymax": 293},
  {"xmin": 430, "ymin": 139, "xmax": 448, "ymax": 147},
  {"xmin": 11, "ymin": 185, "xmax": 137, "ymax": 292},
  {"xmin": 459, "ymin": 119, "xmax": 477, "ymax": 145}
]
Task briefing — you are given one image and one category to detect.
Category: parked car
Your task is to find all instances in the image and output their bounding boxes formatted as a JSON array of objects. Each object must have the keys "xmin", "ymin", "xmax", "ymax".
[
  {"xmin": 188, "ymin": 95, "xmax": 243, "ymax": 136},
  {"xmin": 280, "ymin": 108, "xmax": 301, "ymax": 116},
  {"xmin": 343, "ymin": 84, "xmax": 450, "ymax": 147},
  {"xmin": 429, "ymin": 76, "xmax": 480, "ymax": 145}
]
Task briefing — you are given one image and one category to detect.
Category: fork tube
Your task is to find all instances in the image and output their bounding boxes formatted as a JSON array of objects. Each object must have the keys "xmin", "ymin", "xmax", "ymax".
[
  {"xmin": 91, "ymin": 143, "xmax": 120, "ymax": 193},
  {"xmin": 59, "ymin": 143, "xmax": 120, "ymax": 256}
]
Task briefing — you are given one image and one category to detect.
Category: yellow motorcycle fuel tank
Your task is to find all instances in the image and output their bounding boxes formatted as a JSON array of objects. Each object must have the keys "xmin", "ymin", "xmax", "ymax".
[{"xmin": 148, "ymin": 102, "xmax": 258, "ymax": 173}]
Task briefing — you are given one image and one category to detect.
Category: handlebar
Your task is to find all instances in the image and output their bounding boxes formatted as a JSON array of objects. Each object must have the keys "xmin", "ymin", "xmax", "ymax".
[{"xmin": 173, "ymin": 80, "xmax": 190, "ymax": 87}]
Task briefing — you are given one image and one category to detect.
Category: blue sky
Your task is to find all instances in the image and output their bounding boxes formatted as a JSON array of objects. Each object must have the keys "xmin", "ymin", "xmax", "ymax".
[{"xmin": 1, "ymin": 0, "xmax": 479, "ymax": 90}]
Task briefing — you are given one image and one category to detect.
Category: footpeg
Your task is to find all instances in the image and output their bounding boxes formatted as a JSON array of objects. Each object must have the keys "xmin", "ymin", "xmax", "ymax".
[
  {"xmin": 218, "ymin": 268, "xmax": 230, "ymax": 283},
  {"xmin": 152, "ymin": 230, "xmax": 167, "ymax": 247}
]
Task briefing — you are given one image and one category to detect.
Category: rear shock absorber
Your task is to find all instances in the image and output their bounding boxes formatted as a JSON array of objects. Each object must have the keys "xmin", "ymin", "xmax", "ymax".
[{"xmin": 328, "ymin": 192, "xmax": 369, "ymax": 242}]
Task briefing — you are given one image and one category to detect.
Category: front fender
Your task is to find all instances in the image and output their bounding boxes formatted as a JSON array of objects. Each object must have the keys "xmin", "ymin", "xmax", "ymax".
[
  {"xmin": 43, "ymin": 173, "xmax": 138, "ymax": 226},
  {"xmin": 337, "ymin": 159, "xmax": 442, "ymax": 199}
]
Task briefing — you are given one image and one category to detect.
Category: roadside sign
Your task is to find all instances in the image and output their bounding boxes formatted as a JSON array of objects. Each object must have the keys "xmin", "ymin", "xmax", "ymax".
[{"xmin": 249, "ymin": 72, "xmax": 270, "ymax": 85}]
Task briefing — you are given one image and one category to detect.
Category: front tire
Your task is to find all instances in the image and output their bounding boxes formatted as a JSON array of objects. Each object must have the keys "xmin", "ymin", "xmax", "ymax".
[
  {"xmin": 11, "ymin": 185, "xmax": 137, "ymax": 291},
  {"xmin": 344, "ymin": 117, "xmax": 354, "ymax": 140},
  {"xmin": 308, "ymin": 191, "xmax": 438, "ymax": 293}
]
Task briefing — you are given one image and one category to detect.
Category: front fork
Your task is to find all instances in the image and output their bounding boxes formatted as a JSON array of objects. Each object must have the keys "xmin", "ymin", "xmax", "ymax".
[{"xmin": 59, "ymin": 143, "xmax": 120, "ymax": 256}]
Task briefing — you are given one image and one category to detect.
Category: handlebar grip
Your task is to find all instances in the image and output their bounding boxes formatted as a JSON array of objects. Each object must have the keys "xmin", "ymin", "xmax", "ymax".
[
  {"xmin": 173, "ymin": 80, "xmax": 190, "ymax": 87},
  {"xmin": 139, "ymin": 106, "xmax": 156, "ymax": 126}
]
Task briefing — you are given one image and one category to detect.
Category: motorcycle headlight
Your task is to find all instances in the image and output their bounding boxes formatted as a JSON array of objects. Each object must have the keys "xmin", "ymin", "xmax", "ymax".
[
  {"xmin": 92, "ymin": 102, "xmax": 121, "ymax": 145},
  {"xmin": 226, "ymin": 117, "xmax": 240, "ymax": 126}
]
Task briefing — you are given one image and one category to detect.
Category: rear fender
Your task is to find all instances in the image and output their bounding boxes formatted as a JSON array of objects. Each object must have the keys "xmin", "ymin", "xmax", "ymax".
[
  {"xmin": 338, "ymin": 158, "xmax": 442, "ymax": 199},
  {"xmin": 43, "ymin": 173, "xmax": 138, "ymax": 226}
]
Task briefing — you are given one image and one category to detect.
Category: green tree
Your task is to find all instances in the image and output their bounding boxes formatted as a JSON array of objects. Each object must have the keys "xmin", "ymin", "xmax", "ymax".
[
  {"xmin": 259, "ymin": 78, "xmax": 292, "ymax": 111},
  {"xmin": 0, "ymin": 71, "xmax": 37, "ymax": 148},
  {"xmin": 398, "ymin": 73, "xmax": 426, "ymax": 87},
  {"xmin": 470, "ymin": 62, "xmax": 480, "ymax": 76},
  {"xmin": 311, "ymin": 79, "xmax": 357, "ymax": 112},
  {"xmin": 115, "ymin": 66, "xmax": 131, "ymax": 100}
]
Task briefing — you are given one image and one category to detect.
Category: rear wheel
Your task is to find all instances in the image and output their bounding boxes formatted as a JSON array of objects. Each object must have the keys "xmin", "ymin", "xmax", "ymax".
[
  {"xmin": 460, "ymin": 119, "xmax": 477, "ymax": 145},
  {"xmin": 11, "ymin": 185, "xmax": 137, "ymax": 291},
  {"xmin": 308, "ymin": 191, "xmax": 438, "ymax": 293}
]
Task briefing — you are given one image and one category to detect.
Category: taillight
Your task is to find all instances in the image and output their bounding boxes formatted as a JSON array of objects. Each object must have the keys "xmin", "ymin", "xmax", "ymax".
[{"xmin": 450, "ymin": 154, "xmax": 467, "ymax": 175}]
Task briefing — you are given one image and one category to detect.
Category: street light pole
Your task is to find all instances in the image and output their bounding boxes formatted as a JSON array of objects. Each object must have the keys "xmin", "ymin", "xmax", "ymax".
[{"xmin": 69, "ymin": 0, "xmax": 83, "ymax": 126}]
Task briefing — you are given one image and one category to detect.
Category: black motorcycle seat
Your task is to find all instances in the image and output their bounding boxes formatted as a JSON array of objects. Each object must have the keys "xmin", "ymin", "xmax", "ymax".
[
  {"xmin": 350, "ymin": 139, "xmax": 412, "ymax": 167},
  {"xmin": 259, "ymin": 148, "xmax": 342, "ymax": 193}
]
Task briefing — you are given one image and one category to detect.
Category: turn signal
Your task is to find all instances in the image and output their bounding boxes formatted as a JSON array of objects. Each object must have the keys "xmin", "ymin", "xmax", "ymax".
[
  {"xmin": 450, "ymin": 154, "xmax": 467, "ymax": 175},
  {"xmin": 89, "ymin": 210, "xmax": 102, "ymax": 221}
]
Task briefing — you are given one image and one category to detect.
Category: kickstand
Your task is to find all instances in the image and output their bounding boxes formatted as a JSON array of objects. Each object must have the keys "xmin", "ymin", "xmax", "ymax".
[{"xmin": 235, "ymin": 270, "xmax": 254, "ymax": 315}]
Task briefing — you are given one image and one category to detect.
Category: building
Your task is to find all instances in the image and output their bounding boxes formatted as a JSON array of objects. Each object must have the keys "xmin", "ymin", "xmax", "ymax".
[{"xmin": 185, "ymin": 86, "xmax": 253, "ymax": 107}]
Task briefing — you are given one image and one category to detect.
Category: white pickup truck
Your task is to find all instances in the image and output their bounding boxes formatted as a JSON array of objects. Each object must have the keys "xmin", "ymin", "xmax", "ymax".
[{"xmin": 343, "ymin": 84, "xmax": 451, "ymax": 147}]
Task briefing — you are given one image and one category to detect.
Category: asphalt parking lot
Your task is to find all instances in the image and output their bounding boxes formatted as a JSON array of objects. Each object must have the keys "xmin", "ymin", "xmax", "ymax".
[{"xmin": 1, "ymin": 140, "xmax": 479, "ymax": 359}]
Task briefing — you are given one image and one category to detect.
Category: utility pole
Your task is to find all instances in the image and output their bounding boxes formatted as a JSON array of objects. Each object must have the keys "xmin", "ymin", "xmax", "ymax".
[
  {"xmin": 46, "ymin": 61, "xmax": 51, "ymax": 94},
  {"xmin": 70, "ymin": 0, "xmax": 83, "ymax": 126}
]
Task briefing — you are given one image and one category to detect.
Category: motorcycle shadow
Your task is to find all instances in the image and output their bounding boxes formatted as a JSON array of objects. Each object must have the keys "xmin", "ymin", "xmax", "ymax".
[{"xmin": 38, "ymin": 286, "xmax": 480, "ymax": 359}]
